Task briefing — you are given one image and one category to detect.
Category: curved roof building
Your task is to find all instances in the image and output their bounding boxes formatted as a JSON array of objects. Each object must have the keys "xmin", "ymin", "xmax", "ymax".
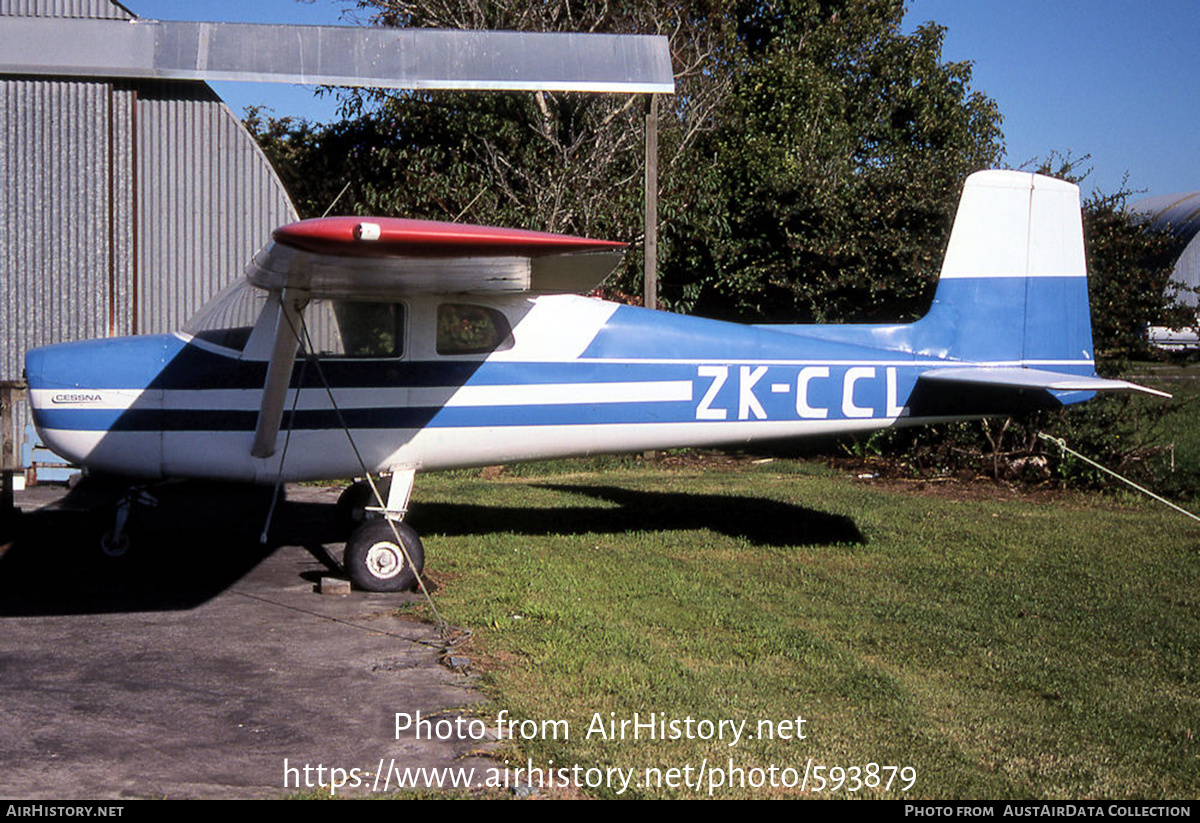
[
  {"xmin": 1129, "ymin": 191, "xmax": 1200, "ymax": 348},
  {"xmin": 1129, "ymin": 191, "xmax": 1200, "ymax": 308}
]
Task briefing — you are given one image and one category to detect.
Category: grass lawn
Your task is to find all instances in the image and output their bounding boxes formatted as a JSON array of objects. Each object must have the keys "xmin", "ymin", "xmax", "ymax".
[
  {"xmin": 1128, "ymin": 363, "xmax": 1200, "ymax": 497},
  {"xmin": 400, "ymin": 456, "xmax": 1199, "ymax": 799}
]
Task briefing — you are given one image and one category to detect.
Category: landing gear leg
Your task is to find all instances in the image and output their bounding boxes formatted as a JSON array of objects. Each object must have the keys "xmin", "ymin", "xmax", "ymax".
[
  {"xmin": 342, "ymin": 467, "xmax": 425, "ymax": 592},
  {"xmin": 100, "ymin": 487, "xmax": 158, "ymax": 557}
]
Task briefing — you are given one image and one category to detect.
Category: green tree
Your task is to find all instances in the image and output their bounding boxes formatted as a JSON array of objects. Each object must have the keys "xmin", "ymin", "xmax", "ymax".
[
  {"xmin": 670, "ymin": 0, "xmax": 1003, "ymax": 322},
  {"xmin": 256, "ymin": 0, "xmax": 735, "ymax": 246},
  {"xmin": 250, "ymin": 0, "xmax": 1004, "ymax": 322},
  {"xmin": 1084, "ymin": 190, "xmax": 1189, "ymax": 365}
]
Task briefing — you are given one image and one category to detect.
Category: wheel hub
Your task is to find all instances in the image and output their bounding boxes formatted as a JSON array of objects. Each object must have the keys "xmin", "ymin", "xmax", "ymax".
[{"xmin": 365, "ymin": 541, "xmax": 405, "ymax": 579}]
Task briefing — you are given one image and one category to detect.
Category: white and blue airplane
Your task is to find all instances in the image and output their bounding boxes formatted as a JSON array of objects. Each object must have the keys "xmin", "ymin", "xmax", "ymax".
[{"xmin": 24, "ymin": 170, "xmax": 1166, "ymax": 590}]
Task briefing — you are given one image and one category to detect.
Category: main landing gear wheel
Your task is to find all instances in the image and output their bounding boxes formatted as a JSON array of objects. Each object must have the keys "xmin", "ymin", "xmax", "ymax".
[
  {"xmin": 344, "ymin": 520, "xmax": 425, "ymax": 593},
  {"xmin": 335, "ymin": 481, "xmax": 376, "ymax": 536}
]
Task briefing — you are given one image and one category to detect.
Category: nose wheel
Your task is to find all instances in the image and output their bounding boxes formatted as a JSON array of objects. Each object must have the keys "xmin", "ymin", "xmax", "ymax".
[
  {"xmin": 99, "ymin": 487, "xmax": 158, "ymax": 558},
  {"xmin": 99, "ymin": 528, "xmax": 131, "ymax": 558}
]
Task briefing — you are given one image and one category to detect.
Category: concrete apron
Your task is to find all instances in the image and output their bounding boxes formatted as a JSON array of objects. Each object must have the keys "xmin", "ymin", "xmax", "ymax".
[{"xmin": 0, "ymin": 483, "xmax": 493, "ymax": 799}]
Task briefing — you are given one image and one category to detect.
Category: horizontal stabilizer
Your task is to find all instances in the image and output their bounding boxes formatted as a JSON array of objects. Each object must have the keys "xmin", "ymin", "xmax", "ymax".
[
  {"xmin": 909, "ymin": 367, "xmax": 1170, "ymax": 416},
  {"xmin": 921, "ymin": 367, "xmax": 1170, "ymax": 397}
]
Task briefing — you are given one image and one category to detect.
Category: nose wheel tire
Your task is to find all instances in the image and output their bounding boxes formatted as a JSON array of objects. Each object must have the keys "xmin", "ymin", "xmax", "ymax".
[
  {"xmin": 100, "ymin": 529, "xmax": 130, "ymax": 558},
  {"xmin": 344, "ymin": 520, "xmax": 425, "ymax": 592}
]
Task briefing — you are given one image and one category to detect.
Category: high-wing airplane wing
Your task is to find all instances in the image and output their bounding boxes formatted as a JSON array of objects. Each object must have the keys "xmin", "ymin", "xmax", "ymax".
[
  {"xmin": 245, "ymin": 216, "xmax": 629, "ymax": 457},
  {"xmin": 247, "ymin": 216, "xmax": 628, "ymax": 297}
]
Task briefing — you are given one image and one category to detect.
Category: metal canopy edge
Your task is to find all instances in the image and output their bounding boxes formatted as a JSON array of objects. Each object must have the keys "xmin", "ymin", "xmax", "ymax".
[{"xmin": 0, "ymin": 17, "xmax": 676, "ymax": 94}]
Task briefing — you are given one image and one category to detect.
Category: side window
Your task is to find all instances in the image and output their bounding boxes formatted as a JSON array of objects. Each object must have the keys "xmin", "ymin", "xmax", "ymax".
[
  {"xmin": 305, "ymin": 300, "xmax": 405, "ymax": 358},
  {"xmin": 436, "ymin": 303, "xmax": 514, "ymax": 356},
  {"xmin": 335, "ymin": 302, "xmax": 405, "ymax": 358}
]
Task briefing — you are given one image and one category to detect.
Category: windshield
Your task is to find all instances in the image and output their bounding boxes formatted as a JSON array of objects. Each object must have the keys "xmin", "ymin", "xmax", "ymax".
[
  {"xmin": 182, "ymin": 277, "xmax": 264, "ymax": 352},
  {"xmin": 183, "ymin": 278, "xmax": 406, "ymax": 359}
]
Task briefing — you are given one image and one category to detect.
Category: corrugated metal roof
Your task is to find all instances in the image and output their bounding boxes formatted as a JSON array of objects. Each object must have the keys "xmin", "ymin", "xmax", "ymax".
[
  {"xmin": 1, "ymin": 17, "xmax": 676, "ymax": 94},
  {"xmin": 1129, "ymin": 191, "xmax": 1200, "ymax": 242},
  {"xmin": 1, "ymin": 79, "xmax": 117, "ymax": 377},
  {"xmin": 2, "ymin": 76, "xmax": 295, "ymax": 359},
  {"xmin": 0, "ymin": 0, "xmax": 133, "ymax": 20},
  {"xmin": 1, "ymin": 75, "xmax": 298, "ymax": 464},
  {"xmin": 135, "ymin": 82, "xmax": 296, "ymax": 335},
  {"xmin": 1130, "ymin": 192, "xmax": 1200, "ymax": 309}
]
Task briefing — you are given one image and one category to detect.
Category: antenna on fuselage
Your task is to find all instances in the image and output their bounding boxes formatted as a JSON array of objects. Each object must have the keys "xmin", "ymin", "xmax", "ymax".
[
  {"xmin": 451, "ymin": 189, "xmax": 487, "ymax": 223},
  {"xmin": 320, "ymin": 181, "xmax": 353, "ymax": 219}
]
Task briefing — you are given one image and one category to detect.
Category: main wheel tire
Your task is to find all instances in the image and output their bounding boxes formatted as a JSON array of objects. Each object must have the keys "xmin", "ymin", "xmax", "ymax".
[
  {"xmin": 335, "ymin": 481, "xmax": 376, "ymax": 537},
  {"xmin": 344, "ymin": 520, "xmax": 425, "ymax": 593}
]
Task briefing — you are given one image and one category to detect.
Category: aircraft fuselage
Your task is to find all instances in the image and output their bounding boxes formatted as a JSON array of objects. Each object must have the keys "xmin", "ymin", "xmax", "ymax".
[
  {"xmin": 24, "ymin": 287, "xmax": 1093, "ymax": 484},
  {"xmin": 26, "ymin": 171, "xmax": 1143, "ymax": 488}
]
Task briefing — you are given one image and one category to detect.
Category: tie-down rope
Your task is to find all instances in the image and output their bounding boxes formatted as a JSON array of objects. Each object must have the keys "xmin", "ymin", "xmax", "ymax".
[
  {"xmin": 1037, "ymin": 431, "xmax": 1200, "ymax": 525},
  {"xmin": 258, "ymin": 302, "xmax": 458, "ymax": 640}
]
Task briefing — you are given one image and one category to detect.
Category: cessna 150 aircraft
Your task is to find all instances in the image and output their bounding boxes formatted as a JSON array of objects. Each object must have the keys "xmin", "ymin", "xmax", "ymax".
[{"xmin": 24, "ymin": 170, "xmax": 1166, "ymax": 591}]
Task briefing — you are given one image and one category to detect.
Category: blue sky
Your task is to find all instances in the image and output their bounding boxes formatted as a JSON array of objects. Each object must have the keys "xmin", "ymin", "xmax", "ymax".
[
  {"xmin": 904, "ymin": 0, "xmax": 1199, "ymax": 200},
  {"xmin": 127, "ymin": 0, "xmax": 1198, "ymax": 200}
]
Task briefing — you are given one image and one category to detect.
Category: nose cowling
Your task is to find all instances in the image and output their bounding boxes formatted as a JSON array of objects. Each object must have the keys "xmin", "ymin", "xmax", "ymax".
[{"xmin": 24, "ymin": 335, "xmax": 179, "ymax": 478}]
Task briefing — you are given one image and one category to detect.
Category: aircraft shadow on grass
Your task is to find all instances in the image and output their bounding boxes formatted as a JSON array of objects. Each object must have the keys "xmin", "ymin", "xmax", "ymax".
[
  {"xmin": 405, "ymin": 484, "xmax": 864, "ymax": 549},
  {"xmin": 0, "ymin": 482, "xmax": 861, "ymax": 617}
]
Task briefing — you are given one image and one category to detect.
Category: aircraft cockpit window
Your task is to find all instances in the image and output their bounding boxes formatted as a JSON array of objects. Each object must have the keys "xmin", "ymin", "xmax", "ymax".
[
  {"xmin": 192, "ymin": 326, "xmax": 255, "ymax": 351},
  {"xmin": 436, "ymin": 303, "xmax": 514, "ymax": 356},
  {"xmin": 182, "ymin": 277, "xmax": 266, "ymax": 353},
  {"xmin": 304, "ymin": 300, "xmax": 406, "ymax": 359}
]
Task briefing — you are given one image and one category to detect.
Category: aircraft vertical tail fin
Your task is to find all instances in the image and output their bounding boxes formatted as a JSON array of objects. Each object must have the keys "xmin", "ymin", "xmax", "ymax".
[
  {"xmin": 918, "ymin": 170, "xmax": 1095, "ymax": 372},
  {"xmin": 906, "ymin": 170, "xmax": 1169, "ymax": 410}
]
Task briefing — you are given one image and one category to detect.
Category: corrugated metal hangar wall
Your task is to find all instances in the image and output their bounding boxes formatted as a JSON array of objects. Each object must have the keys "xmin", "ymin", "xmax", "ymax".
[{"xmin": 0, "ymin": 0, "xmax": 298, "ymax": 463}]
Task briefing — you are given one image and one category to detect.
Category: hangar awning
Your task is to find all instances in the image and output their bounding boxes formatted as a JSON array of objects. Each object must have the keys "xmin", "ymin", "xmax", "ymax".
[{"xmin": 0, "ymin": 17, "xmax": 675, "ymax": 94}]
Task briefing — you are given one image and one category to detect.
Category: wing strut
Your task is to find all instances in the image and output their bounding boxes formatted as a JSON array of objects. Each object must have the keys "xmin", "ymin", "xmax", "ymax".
[{"xmin": 251, "ymin": 288, "xmax": 307, "ymax": 459}]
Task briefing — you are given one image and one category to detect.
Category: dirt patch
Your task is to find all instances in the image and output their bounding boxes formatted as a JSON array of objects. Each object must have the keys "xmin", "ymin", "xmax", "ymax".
[
  {"xmin": 640, "ymin": 448, "xmax": 1074, "ymax": 504},
  {"xmin": 646, "ymin": 449, "xmax": 768, "ymax": 470},
  {"xmin": 824, "ymin": 455, "xmax": 1076, "ymax": 503}
]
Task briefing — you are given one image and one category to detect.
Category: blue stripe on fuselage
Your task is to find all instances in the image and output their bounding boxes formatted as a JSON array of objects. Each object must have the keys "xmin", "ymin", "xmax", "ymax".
[
  {"xmin": 31, "ymin": 361, "xmax": 922, "ymax": 432},
  {"xmin": 27, "ymin": 292, "xmax": 1094, "ymax": 436}
]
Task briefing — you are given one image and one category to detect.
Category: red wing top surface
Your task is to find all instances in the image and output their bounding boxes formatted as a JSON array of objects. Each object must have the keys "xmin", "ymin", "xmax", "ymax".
[{"xmin": 273, "ymin": 216, "xmax": 627, "ymax": 258}]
